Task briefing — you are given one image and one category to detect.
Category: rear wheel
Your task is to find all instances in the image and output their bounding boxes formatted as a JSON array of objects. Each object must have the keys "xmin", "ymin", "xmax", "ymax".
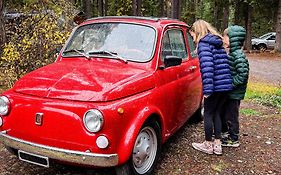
[
  {"xmin": 258, "ymin": 44, "xmax": 267, "ymax": 51},
  {"xmin": 116, "ymin": 120, "xmax": 161, "ymax": 175}
]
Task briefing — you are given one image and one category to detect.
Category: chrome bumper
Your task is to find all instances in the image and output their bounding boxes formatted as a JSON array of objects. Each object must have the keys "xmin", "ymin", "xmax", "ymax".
[{"xmin": 0, "ymin": 131, "xmax": 118, "ymax": 167}]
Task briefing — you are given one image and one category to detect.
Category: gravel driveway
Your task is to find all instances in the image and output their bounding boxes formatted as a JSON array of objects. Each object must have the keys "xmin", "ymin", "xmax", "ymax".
[{"xmin": 247, "ymin": 54, "xmax": 281, "ymax": 86}]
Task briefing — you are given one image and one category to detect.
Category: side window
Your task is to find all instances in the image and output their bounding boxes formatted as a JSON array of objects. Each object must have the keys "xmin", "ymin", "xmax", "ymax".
[
  {"xmin": 162, "ymin": 29, "xmax": 187, "ymax": 61},
  {"xmin": 268, "ymin": 35, "xmax": 275, "ymax": 40},
  {"xmin": 187, "ymin": 32, "xmax": 197, "ymax": 58}
]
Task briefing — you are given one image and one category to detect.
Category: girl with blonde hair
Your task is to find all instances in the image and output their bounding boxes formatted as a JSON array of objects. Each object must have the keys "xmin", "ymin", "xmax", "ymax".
[{"xmin": 190, "ymin": 20, "xmax": 233, "ymax": 155}]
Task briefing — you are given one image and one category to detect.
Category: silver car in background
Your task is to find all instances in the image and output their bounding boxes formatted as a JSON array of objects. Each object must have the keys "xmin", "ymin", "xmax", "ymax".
[{"xmin": 252, "ymin": 32, "xmax": 276, "ymax": 51}]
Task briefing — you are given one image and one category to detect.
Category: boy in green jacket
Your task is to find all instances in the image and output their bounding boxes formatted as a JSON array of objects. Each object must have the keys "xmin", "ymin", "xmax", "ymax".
[{"xmin": 221, "ymin": 25, "xmax": 250, "ymax": 147}]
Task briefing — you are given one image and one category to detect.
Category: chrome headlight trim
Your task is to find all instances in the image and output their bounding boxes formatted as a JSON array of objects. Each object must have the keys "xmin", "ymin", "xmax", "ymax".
[
  {"xmin": 0, "ymin": 117, "xmax": 3, "ymax": 127},
  {"xmin": 0, "ymin": 96, "xmax": 10, "ymax": 116},
  {"xmin": 83, "ymin": 109, "xmax": 104, "ymax": 133}
]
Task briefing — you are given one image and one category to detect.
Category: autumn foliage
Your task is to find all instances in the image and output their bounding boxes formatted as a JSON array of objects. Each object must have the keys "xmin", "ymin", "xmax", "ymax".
[{"xmin": 0, "ymin": 0, "xmax": 76, "ymax": 88}]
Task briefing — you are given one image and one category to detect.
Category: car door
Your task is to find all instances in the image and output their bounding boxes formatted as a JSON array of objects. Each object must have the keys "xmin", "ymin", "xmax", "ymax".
[
  {"xmin": 155, "ymin": 26, "xmax": 201, "ymax": 134},
  {"xmin": 267, "ymin": 35, "xmax": 276, "ymax": 49},
  {"xmin": 174, "ymin": 29, "xmax": 202, "ymax": 125}
]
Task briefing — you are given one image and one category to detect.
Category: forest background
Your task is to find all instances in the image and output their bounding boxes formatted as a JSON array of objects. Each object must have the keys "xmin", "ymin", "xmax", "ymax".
[{"xmin": 0, "ymin": 0, "xmax": 280, "ymax": 89}]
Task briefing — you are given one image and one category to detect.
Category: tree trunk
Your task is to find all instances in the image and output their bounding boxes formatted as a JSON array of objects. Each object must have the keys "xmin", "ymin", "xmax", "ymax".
[
  {"xmin": 83, "ymin": 0, "xmax": 93, "ymax": 18},
  {"xmin": 275, "ymin": 0, "xmax": 281, "ymax": 52},
  {"xmin": 213, "ymin": 0, "xmax": 219, "ymax": 29},
  {"xmin": 234, "ymin": 0, "xmax": 241, "ymax": 24},
  {"xmin": 133, "ymin": 0, "xmax": 137, "ymax": 15},
  {"xmin": 244, "ymin": 3, "xmax": 252, "ymax": 52},
  {"xmin": 137, "ymin": 0, "xmax": 142, "ymax": 16},
  {"xmin": 133, "ymin": 0, "xmax": 142, "ymax": 16},
  {"xmin": 171, "ymin": 0, "xmax": 180, "ymax": 19},
  {"xmin": 159, "ymin": 0, "xmax": 164, "ymax": 17},
  {"xmin": 104, "ymin": 0, "xmax": 108, "ymax": 16},
  {"xmin": 0, "ymin": 0, "xmax": 6, "ymax": 54},
  {"xmin": 98, "ymin": 0, "xmax": 104, "ymax": 16},
  {"xmin": 222, "ymin": 0, "xmax": 229, "ymax": 30}
]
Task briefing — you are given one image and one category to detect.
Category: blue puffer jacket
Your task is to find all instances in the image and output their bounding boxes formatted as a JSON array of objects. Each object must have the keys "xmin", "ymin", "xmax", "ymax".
[{"xmin": 198, "ymin": 34, "xmax": 233, "ymax": 95}]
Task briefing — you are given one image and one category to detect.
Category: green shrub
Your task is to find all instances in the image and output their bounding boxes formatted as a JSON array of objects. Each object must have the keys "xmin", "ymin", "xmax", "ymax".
[
  {"xmin": 0, "ymin": 0, "xmax": 76, "ymax": 89},
  {"xmin": 245, "ymin": 82, "xmax": 281, "ymax": 109}
]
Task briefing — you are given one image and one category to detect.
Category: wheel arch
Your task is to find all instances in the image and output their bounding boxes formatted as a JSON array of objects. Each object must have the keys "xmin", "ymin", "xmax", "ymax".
[
  {"xmin": 116, "ymin": 106, "xmax": 164, "ymax": 165},
  {"xmin": 258, "ymin": 43, "xmax": 267, "ymax": 49}
]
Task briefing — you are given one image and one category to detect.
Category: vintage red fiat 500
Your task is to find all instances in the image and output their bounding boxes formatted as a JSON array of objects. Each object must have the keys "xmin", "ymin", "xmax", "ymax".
[{"xmin": 0, "ymin": 16, "xmax": 202, "ymax": 175}]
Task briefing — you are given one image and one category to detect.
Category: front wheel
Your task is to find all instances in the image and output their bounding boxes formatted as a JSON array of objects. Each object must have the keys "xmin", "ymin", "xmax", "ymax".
[{"xmin": 116, "ymin": 120, "xmax": 161, "ymax": 175}]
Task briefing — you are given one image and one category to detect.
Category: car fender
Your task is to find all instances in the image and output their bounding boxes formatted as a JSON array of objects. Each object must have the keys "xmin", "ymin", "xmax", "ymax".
[{"xmin": 116, "ymin": 105, "xmax": 164, "ymax": 165}]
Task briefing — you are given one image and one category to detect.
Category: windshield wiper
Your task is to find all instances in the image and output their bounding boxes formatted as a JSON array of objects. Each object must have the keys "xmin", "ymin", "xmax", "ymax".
[
  {"xmin": 63, "ymin": 49, "xmax": 90, "ymax": 60},
  {"xmin": 88, "ymin": 50, "xmax": 127, "ymax": 63}
]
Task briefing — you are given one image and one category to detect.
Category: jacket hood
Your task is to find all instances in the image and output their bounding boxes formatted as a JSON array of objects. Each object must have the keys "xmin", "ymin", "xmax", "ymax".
[
  {"xmin": 228, "ymin": 25, "xmax": 246, "ymax": 50},
  {"xmin": 12, "ymin": 60, "xmax": 155, "ymax": 102},
  {"xmin": 200, "ymin": 34, "xmax": 223, "ymax": 47}
]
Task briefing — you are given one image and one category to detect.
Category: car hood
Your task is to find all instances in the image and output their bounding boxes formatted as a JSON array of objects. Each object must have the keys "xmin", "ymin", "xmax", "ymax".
[{"xmin": 13, "ymin": 60, "xmax": 155, "ymax": 102}]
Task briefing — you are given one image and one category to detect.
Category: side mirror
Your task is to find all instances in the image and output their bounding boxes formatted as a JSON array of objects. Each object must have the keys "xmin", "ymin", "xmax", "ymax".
[{"xmin": 163, "ymin": 55, "xmax": 182, "ymax": 68}]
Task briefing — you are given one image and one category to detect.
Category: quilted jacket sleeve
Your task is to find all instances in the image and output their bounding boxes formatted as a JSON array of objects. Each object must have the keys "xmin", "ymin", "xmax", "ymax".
[
  {"xmin": 232, "ymin": 50, "xmax": 249, "ymax": 87},
  {"xmin": 198, "ymin": 42, "xmax": 214, "ymax": 95}
]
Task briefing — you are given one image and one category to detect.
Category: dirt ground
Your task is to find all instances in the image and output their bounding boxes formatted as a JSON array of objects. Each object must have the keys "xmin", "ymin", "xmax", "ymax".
[{"xmin": 0, "ymin": 54, "xmax": 280, "ymax": 175}]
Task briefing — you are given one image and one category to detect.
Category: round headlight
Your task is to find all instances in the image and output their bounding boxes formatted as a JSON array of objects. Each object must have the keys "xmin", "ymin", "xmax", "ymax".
[
  {"xmin": 0, "ymin": 96, "xmax": 10, "ymax": 116},
  {"xmin": 83, "ymin": 109, "xmax": 104, "ymax": 133}
]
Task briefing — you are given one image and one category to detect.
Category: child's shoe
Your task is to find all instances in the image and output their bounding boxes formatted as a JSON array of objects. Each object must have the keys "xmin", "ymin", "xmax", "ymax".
[
  {"xmin": 221, "ymin": 132, "xmax": 229, "ymax": 140},
  {"xmin": 213, "ymin": 140, "xmax": 222, "ymax": 155},
  {"xmin": 192, "ymin": 141, "xmax": 213, "ymax": 154},
  {"xmin": 222, "ymin": 138, "xmax": 240, "ymax": 147}
]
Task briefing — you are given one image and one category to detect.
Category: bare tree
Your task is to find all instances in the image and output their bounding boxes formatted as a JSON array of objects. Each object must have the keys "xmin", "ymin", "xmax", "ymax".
[
  {"xmin": 0, "ymin": 0, "xmax": 5, "ymax": 54},
  {"xmin": 159, "ymin": 0, "xmax": 164, "ymax": 17},
  {"xmin": 171, "ymin": 0, "xmax": 180, "ymax": 19},
  {"xmin": 275, "ymin": 0, "xmax": 281, "ymax": 52},
  {"xmin": 132, "ymin": 0, "xmax": 142, "ymax": 16},
  {"xmin": 133, "ymin": 0, "xmax": 137, "ymax": 15},
  {"xmin": 234, "ymin": 0, "xmax": 242, "ymax": 24},
  {"xmin": 98, "ymin": 0, "xmax": 103, "ymax": 16},
  {"xmin": 244, "ymin": 2, "xmax": 252, "ymax": 52},
  {"xmin": 222, "ymin": 0, "xmax": 230, "ymax": 30},
  {"xmin": 213, "ymin": 0, "xmax": 219, "ymax": 29},
  {"xmin": 104, "ymin": 0, "xmax": 108, "ymax": 16},
  {"xmin": 83, "ymin": 0, "xmax": 93, "ymax": 18}
]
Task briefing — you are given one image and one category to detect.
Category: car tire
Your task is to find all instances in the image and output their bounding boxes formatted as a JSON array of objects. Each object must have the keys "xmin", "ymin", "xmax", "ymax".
[
  {"xmin": 115, "ymin": 120, "xmax": 161, "ymax": 175},
  {"xmin": 188, "ymin": 105, "xmax": 203, "ymax": 124},
  {"xmin": 258, "ymin": 44, "xmax": 267, "ymax": 52}
]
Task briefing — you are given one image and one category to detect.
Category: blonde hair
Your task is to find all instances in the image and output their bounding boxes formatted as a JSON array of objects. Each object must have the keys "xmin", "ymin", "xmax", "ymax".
[{"xmin": 191, "ymin": 20, "xmax": 222, "ymax": 44}]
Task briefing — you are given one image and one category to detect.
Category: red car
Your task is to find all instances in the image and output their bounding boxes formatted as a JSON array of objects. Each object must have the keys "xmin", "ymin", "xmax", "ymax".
[{"xmin": 0, "ymin": 16, "xmax": 202, "ymax": 175}]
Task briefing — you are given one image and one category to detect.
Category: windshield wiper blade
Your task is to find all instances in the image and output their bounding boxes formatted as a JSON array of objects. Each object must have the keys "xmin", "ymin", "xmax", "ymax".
[
  {"xmin": 63, "ymin": 49, "xmax": 90, "ymax": 60},
  {"xmin": 88, "ymin": 50, "xmax": 127, "ymax": 63}
]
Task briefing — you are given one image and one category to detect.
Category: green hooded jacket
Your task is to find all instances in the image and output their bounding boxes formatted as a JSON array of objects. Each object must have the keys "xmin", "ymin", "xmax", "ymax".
[{"xmin": 227, "ymin": 25, "xmax": 250, "ymax": 100}]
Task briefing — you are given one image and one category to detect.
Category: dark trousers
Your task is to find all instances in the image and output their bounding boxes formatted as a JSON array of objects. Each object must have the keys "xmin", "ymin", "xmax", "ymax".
[
  {"xmin": 221, "ymin": 99, "xmax": 241, "ymax": 141},
  {"xmin": 203, "ymin": 92, "xmax": 227, "ymax": 141}
]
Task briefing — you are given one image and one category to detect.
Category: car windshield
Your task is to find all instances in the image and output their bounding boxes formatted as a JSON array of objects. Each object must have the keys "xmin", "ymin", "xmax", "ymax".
[{"xmin": 63, "ymin": 22, "xmax": 156, "ymax": 62}]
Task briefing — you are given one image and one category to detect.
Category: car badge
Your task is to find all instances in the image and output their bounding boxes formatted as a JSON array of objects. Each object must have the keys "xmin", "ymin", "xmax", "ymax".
[{"xmin": 35, "ymin": 113, "xmax": 44, "ymax": 126}]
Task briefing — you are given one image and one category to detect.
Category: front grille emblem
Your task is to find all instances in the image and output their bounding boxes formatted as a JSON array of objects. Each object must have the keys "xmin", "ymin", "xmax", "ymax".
[{"xmin": 35, "ymin": 113, "xmax": 44, "ymax": 126}]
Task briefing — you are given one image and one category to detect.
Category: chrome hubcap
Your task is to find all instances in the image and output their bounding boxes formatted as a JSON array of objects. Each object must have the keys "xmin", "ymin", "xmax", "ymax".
[{"xmin": 133, "ymin": 126, "xmax": 157, "ymax": 174}]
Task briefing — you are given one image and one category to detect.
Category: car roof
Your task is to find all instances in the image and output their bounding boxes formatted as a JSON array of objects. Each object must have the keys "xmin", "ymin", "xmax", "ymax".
[{"xmin": 82, "ymin": 16, "xmax": 189, "ymax": 28}]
